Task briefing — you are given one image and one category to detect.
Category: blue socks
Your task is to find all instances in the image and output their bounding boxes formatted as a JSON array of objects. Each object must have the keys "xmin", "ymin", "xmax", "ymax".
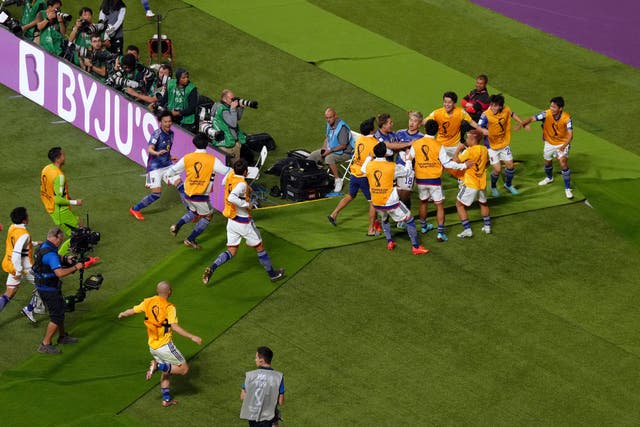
[
  {"xmin": 187, "ymin": 217, "xmax": 210, "ymax": 242},
  {"xmin": 544, "ymin": 165, "xmax": 553, "ymax": 179},
  {"xmin": 175, "ymin": 210, "xmax": 197, "ymax": 233},
  {"xmin": 0, "ymin": 294, "xmax": 10, "ymax": 311},
  {"xmin": 483, "ymin": 216, "xmax": 491, "ymax": 227},
  {"xmin": 491, "ymin": 172, "xmax": 499, "ymax": 188},
  {"xmin": 561, "ymin": 168, "xmax": 571, "ymax": 189},
  {"xmin": 406, "ymin": 218, "xmax": 419, "ymax": 247},
  {"xmin": 461, "ymin": 219, "xmax": 471, "ymax": 230},
  {"xmin": 133, "ymin": 192, "xmax": 160, "ymax": 211},
  {"xmin": 257, "ymin": 250, "xmax": 275, "ymax": 275},
  {"xmin": 176, "ymin": 184, "xmax": 188, "ymax": 208},
  {"xmin": 141, "ymin": 0, "xmax": 151, "ymax": 12},
  {"xmin": 211, "ymin": 250, "xmax": 232, "ymax": 270},
  {"xmin": 381, "ymin": 220, "xmax": 392, "ymax": 241},
  {"xmin": 438, "ymin": 224, "xmax": 445, "ymax": 234},
  {"xmin": 504, "ymin": 168, "xmax": 515, "ymax": 187},
  {"xmin": 161, "ymin": 387, "xmax": 171, "ymax": 401}
]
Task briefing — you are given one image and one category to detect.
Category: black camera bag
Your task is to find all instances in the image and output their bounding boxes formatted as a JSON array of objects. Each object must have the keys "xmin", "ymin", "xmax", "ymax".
[{"xmin": 246, "ymin": 133, "xmax": 277, "ymax": 152}]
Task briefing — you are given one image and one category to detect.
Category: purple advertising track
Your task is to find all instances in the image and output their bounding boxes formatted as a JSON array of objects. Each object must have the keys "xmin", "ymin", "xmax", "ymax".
[
  {"xmin": 0, "ymin": 27, "xmax": 227, "ymax": 211},
  {"xmin": 470, "ymin": 0, "xmax": 640, "ymax": 69}
]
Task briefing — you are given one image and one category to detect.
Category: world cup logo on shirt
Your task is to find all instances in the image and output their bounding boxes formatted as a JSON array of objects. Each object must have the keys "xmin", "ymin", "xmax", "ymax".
[
  {"xmin": 356, "ymin": 144, "xmax": 364, "ymax": 161},
  {"xmin": 420, "ymin": 145, "xmax": 429, "ymax": 161},
  {"xmin": 373, "ymin": 170, "xmax": 383, "ymax": 187},
  {"xmin": 193, "ymin": 162, "xmax": 203, "ymax": 178}
]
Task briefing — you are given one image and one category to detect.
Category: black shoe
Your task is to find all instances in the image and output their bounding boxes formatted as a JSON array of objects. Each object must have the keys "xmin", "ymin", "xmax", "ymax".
[{"xmin": 269, "ymin": 268, "xmax": 285, "ymax": 282}]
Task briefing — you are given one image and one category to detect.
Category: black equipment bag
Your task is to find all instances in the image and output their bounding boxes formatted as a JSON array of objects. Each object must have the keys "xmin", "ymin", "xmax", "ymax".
[
  {"xmin": 280, "ymin": 160, "xmax": 333, "ymax": 201},
  {"xmin": 287, "ymin": 148, "xmax": 311, "ymax": 159},
  {"xmin": 246, "ymin": 133, "xmax": 277, "ymax": 152}
]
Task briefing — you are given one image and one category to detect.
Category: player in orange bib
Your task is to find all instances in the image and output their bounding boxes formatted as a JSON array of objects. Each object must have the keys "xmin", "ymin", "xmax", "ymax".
[
  {"xmin": 201, "ymin": 159, "xmax": 284, "ymax": 285},
  {"xmin": 362, "ymin": 143, "xmax": 429, "ymax": 255},
  {"xmin": 118, "ymin": 281, "xmax": 202, "ymax": 407},
  {"xmin": 425, "ymin": 91, "xmax": 482, "ymax": 160},
  {"xmin": 478, "ymin": 94, "xmax": 529, "ymax": 197},
  {"xmin": 407, "ymin": 120, "xmax": 470, "ymax": 242},
  {"xmin": 1, "ymin": 207, "xmax": 39, "ymax": 322},
  {"xmin": 520, "ymin": 96, "xmax": 574, "ymax": 199},
  {"xmin": 165, "ymin": 133, "xmax": 232, "ymax": 249},
  {"xmin": 452, "ymin": 130, "xmax": 492, "ymax": 238}
]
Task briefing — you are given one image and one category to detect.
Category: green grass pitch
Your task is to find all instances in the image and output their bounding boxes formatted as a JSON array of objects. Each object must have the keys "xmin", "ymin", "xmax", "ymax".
[{"xmin": 1, "ymin": 0, "xmax": 640, "ymax": 425}]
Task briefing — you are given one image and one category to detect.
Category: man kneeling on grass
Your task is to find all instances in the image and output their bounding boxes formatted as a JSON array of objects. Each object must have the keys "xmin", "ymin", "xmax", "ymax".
[{"xmin": 118, "ymin": 281, "xmax": 202, "ymax": 407}]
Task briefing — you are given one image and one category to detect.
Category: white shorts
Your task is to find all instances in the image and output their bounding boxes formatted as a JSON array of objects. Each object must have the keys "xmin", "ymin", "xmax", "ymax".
[
  {"xmin": 417, "ymin": 184, "xmax": 444, "ymax": 203},
  {"xmin": 543, "ymin": 141, "xmax": 570, "ymax": 161},
  {"xmin": 396, "ymin": 170, "xmax": 415, "ymax": 191},
  {"xmin": 150, "ymin": 341, "xmax": 185, "ymax": 365},
  {"xmin": 5, "ymin": 260, "xmax": 34, "ymax": 287},
  {"xmin": 376, "ymin": 202, "xmax": 412, "ymax": 223},
  {"xmin": 146, "ymin": 166, "xmax": 181, "ymax": 189},
  {"xmin": 226, "ymin": 218, "xmax": 262, "ymax": 247},
  {"xmin": 185, "ymin": 198, "xmax": 214, "ymax": 216},
  {"xmin": 457, "ymin": 185, "xmax": 487, "ymax": 207},
  {"xmin": 488, "ymin": 146, "xmax": 513, "ymax": 165}
]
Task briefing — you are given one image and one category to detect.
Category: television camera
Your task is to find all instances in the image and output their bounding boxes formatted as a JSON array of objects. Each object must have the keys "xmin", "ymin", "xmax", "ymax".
[
  {"xmin": 0, "ymin": 0, "xmax": 23, "ymax": 35},
  {"xmin": 64, "ymin": 225, "xmax": 103, "ymax": 312}
]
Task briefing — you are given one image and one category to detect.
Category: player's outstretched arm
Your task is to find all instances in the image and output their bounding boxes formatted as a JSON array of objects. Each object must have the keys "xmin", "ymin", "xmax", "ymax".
[
  {"xmin": 171, "ymin": 323, "xmax": 203, "ymax": 345},
  {"xmin": 118, "ymin": 308, "xmax": 136, "ymax": 319}
]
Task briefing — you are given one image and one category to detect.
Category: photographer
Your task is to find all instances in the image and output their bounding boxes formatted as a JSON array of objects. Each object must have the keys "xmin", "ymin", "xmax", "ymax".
[
  {"xmin": 210, "ymin": 89, "xmax": 247, "ymax": 161},
  {"xmin": 156, "ymin": 67, "xmax": 198, "ymax": 133},
  {"xmin": 79, "ymin": 33, "xmax": 109, "ymax": 81},
  {"xmin": 35, "ymin": 0, "xmax": 69, "ymax": 56},
  {"xmin": 126, "ymin": 63, "xmax": 171, "ymax": 107},
  {"xmin": 106, "ymin": 53, "xmax": 154, "ymax": 96},
  {"xmin": 67, "ymin": 6, "xmax": 110, "ymax": 57},
  {"xmin": 33, "ymin": 227, "xmax": 85, "ymax": 354},
  {"xmin": 20, "ymin": 0, "xmax": 45, "ymax": 41}
]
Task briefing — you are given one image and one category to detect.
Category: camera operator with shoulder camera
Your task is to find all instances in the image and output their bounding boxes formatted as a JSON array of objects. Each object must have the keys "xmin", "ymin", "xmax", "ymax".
[
  {"xmin": 126, "ymin": 63, "xmax": 171, "ymax": 107},
  {"xmin": 20, "ymin": 0, "xmax": 45, "ymax": 41},
  {"xmin": 106, "ymin": 53, "xmax": 154, "ymax": 97},
  {"xmin": 210, "ymin": 89, "xmax": 257, "ymax": 162},
  {"xmin": 156, "ymin": 67, "xmax": 198, "ymax": 133},
  {"xmin": 35, "ymin": 0, "xmax": 70, "ymax": 56},
  {"xmin": 67, "ymin": 6, "xmax": 110, "ymax": 57},
  {"xmin": 32, "ymin": 227, "xmax": 86, "ymax": 354}
]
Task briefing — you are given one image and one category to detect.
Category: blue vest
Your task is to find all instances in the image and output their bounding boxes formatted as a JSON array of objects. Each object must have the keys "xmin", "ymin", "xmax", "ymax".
[
  {"xmin": 326, "ymin": 119, "xmax": 355, "ymax": 155},
  {"xmin": 33, "ymin": 242, "xmax": 61, "ymax": 291}
]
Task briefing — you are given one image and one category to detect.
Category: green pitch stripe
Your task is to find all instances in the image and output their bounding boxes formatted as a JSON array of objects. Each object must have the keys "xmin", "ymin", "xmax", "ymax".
[
  {"xmin": 0, "ymin": 230, "xmax": 317, "ymax": 426},
  {"xmin": 185, "ymin": 0, "xmax": 640, "ymax": 185}
]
